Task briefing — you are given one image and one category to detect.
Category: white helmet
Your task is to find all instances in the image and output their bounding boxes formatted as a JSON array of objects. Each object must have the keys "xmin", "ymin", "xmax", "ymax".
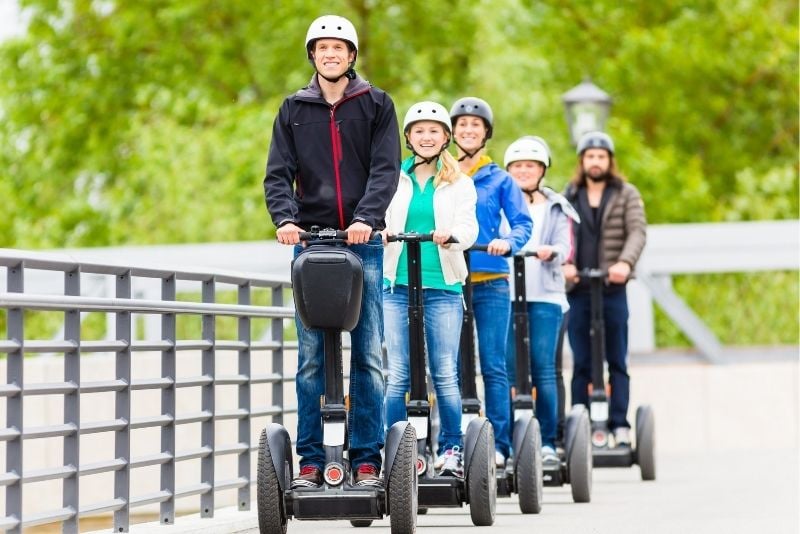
[
  {"xmin": 403, "ymin": 101, "xmax": 451, "ymax": 133},
  {"xmin": 305, "ymin": 15, "xmax": 358, "ymax": 55},
  {"xmin": 504, "ymin": 136, "xmax": 551, "ymax": 169}
]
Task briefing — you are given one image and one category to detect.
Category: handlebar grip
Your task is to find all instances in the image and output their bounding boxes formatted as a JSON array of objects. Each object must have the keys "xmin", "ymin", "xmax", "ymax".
[
  {"xmin": 517, "ymin": 250, "xmax": 558, "ymax": 261},
  {"xmin": 296, "ymin": 228, "xmax": 381, "ymax": 242},
  {"xmin": 469, "ymin": 244, "xmax": 511, "ymax": 257},
  {"xmin": 297, "ymin": 229, "xmax": 349, "ymax": 241},
  {"xmin": 577, "ymin": 267, "xmax": 607, "ymax": 279},
  {"xmin": 387, "ymin": 232, "xmax": 459, "ymax": 244}
]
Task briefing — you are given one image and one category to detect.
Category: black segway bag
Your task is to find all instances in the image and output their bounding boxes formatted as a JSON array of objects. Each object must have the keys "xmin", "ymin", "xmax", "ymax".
[{"xmin": 291, "ymin": 247, "xmax": 363, "ymax": 331}]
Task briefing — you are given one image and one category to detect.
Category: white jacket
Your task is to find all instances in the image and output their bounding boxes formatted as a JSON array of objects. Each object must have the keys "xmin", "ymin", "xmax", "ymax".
[{"xmin": 383, "ymin": 171, "xmax": 479, "ymax": 287}]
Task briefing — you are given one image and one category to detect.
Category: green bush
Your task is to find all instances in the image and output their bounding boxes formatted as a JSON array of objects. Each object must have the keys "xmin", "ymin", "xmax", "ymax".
[{"xmin": 654, "ymin": 271, "xmax": 799, "ymax": 347}]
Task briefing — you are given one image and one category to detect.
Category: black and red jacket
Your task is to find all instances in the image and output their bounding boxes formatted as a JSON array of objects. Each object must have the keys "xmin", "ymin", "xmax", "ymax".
[{"xmin": 263, "ymin": 74, "xmax": 400, "ymax": 231}]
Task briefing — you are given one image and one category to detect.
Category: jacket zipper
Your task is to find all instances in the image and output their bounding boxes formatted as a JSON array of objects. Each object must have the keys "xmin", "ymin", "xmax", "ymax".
[{"xmin": 329, "ymin": 89, "xmax": 370, "ymax": 229}]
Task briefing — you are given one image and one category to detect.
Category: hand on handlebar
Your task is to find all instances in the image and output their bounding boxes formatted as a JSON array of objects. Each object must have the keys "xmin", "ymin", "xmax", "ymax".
[
  {"xmin": 486, "ymin": 238, "xmax": 511, "ymax": 256},
  {"xmin": 346, "ymin": 221, "xmax": 373, "ymax": 245},
  {"xmin": 276, "ymin": 223, "xmax": 303, "ymax": 245},
  {"xmin": 432, "ymin": 230, "xmax": 453, "ymax": 247},
  {"xmin": 607, "ymin": 261, "xmax": 631, "ymax": 284},
  {"xmin": 563, "ymin": 263, "xmax": 578, "ymax": 283},
  {"xmin": 536, "ymin": 245, "xmax": 554, "ymax": 261}
]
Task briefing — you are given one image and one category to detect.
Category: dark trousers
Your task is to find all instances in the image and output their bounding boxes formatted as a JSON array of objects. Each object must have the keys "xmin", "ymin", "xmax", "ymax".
[{"xmin": 567, "ymin": 288, "xmax": 631, "ymax": 429}]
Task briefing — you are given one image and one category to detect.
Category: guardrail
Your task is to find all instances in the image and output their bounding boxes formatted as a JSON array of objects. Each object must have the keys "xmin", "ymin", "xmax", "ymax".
[{"xmin": 0, "ymin": 249, "xmax": 295, "ymax": 533}]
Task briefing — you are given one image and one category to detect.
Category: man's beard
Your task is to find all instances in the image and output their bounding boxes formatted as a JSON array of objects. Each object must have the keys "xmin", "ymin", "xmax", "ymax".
[{"xmin": 583, "ymin": 169, "xmax": 612, "ymax": 183}]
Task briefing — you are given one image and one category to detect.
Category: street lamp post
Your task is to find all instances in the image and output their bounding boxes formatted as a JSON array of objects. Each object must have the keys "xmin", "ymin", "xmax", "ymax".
[{"xmin": 561, "ymin": 78, "xmax": 613, "ymax": 146}]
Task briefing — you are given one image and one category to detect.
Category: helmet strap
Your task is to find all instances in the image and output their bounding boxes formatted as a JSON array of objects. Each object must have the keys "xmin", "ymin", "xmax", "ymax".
[
  {"xmin": 408, "ymin": 140, "xmax": 450, "ymax": 173},
  {"xmin": 454, "ymin": 138, "xmax": 486, "ymax": 162}
]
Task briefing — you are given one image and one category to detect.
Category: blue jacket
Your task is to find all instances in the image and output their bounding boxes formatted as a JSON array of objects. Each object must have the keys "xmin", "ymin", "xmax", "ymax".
[{"xmin": 469, "ymin": 162, "xmax": 533, "ymax": 274}]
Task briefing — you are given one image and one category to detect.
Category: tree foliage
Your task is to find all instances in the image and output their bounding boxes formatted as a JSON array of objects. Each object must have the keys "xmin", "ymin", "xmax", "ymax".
[{"xmin": 0, "ymin": 0, "xmax": 797, "ymax": 249}]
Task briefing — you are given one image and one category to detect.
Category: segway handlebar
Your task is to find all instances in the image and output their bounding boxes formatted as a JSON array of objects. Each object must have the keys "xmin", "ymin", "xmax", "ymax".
[
  {"xmin": 387, "ymin": 232, "xmax": 459, "ymax": 244},
  {"xmin": 296, "ymin": 226, "xmax": 380, "ymax": 242},
  {"xmin": 469, "ymin": 244, "xmax": 558, "ymax": 261},
  {"xmin": 577, "ymin": 268, "xmax": 608, "ymax": 279}
]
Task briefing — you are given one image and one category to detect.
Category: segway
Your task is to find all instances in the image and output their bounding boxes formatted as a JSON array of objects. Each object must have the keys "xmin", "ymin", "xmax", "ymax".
[
  {"xmin": 460, "ymin": 246, "xmax": 539, "ymax": 515},
  {"xmin": 389, "ymin": 232, "xmax": 496, "ymax": 527},
  {"xmin": 509, "ymin": 252, "xmax": 592, "ymax": 503},
  {"xmin": 578, "ymin": 268, "xmax": 656, "ymax": 481},
  {"xmin": 257, "ymin": 227, "xmax": 418, "ymax": 534}
]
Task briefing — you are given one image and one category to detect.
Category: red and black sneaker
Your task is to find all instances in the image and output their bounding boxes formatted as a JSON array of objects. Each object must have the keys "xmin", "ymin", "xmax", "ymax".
[
  {"xmin": 291, "ymin": 465, "xmax": 323, "ymax": 489},
  {"xmin": 353, "ymin": 463, "xmax": 382, "ymax": 487}
]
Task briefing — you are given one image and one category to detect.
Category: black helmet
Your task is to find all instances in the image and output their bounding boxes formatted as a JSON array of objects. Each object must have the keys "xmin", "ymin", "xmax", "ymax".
[
  {"xmin": 449, "ymin": 97, "xmax": 494, "ymax": 139},
  {"xmin": 576, "ymin": 131, "xmax": 615, "ymax": 155}
]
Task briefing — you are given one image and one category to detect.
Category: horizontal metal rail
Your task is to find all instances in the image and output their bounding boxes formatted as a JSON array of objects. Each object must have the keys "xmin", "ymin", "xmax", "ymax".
[{"xmin": 0, "ymin": 252, "xmax": 298, "ymax": 533}]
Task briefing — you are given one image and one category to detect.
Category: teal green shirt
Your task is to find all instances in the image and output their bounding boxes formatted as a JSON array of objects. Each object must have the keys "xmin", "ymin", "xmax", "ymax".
[{"xmin": 388, "ymin": 157, "xmax": 461, "ymax": 292}]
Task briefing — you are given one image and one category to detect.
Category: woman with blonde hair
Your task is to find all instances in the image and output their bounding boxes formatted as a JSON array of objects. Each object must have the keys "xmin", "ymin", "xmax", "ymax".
[{"xmin": 383, "ymin": 101, "xmax": 479, "ymax": 477}]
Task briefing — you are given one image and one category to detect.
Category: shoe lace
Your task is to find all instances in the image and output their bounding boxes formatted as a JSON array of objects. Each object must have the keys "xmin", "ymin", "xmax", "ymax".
[
  {"xmin": 357, "ymin": 464, "xmax": 379, "ymax": 477},
  {"xmin": 299, "ymin": 465, "xmax": 319, "ymax": 477},
  {"xmin": 442, "ymin": 447, "xmax": 462, "ymax": 466}
]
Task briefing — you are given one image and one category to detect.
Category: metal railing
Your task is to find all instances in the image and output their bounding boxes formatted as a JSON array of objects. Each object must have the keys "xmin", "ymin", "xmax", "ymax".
[{"xmin": 0, "ymin": 249, "xmax": 296, "ymax": 533}]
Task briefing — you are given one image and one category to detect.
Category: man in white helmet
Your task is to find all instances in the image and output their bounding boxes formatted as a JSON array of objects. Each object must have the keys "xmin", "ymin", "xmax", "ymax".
[
  {"xmin": 263, "ymin": 14, "xmax": 401, "ymax": 488},
  {"xmin": 562, "ymin": 131, "xmax": 646, "ymax": 447}
]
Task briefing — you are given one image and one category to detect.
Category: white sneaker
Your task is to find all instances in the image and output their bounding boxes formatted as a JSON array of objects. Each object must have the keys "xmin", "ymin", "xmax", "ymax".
[
  {"xmin": 542, "ymin": 446, "xmax": 559, "ymax": 467},
  {"xmin": 613, "ymin": 427, "xmax": 631, "ymax": 447},
  {"xmin": 495, "ymin": 450, "xmax": 506, "ymax": 468},
  {"xmin": 433, "ymin": 453, "xmax": 445, "ymax": 471},
  {"xmin": 438, "ymin": 447, "xmax": 464, "ymax": 478}
]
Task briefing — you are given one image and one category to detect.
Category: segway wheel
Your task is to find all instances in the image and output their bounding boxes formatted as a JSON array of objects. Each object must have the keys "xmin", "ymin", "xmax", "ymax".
[
  {"xmin": 516, "ymin": 417, "xmax": 543, "ymax": 514},
  {"xmin": 257, "ymin": 428, "xmax": 288, "ymax": 534},
  {"xmin": 350, "ymin": 520, "xmax": 373, "ymax": 527},
  {"xmin": 636, "ymin": 405, "xmax": 656, "ymax": 481},
  {"xmin": 388, "ymin": 423, "xmax": 418, "ymax": 534},
  {"xmin": 467, "ymin": 420, "xmax": 497, "ymax": 526},
  {"xmin": 568, "ymin": 409, "xmax": 592, "ymax": 503}
]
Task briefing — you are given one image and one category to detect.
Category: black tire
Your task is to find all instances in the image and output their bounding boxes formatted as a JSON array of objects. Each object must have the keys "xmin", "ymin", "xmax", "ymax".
[
  {"xmin": 350, "ymin": 520, "xmax": 373, "ymax": 527},
  {"xmin": 257, "ymin": 428, "xmax": 288, "ymax": 534},
  {"xmin": 388, "ymin": 423, "xmax": 418, "ymax": 534},
  {"xmin": 636, "ymin": 405, "xmax": 656, "ymax": 481},
  {"xmin": 516, "ymin": 417, "xmax": 543, "ymax": 514},
  {"xmin": 467, "ymin": 420, "xmax": 497, "ymax": 526},
  {"xmin": 569, "ymin": 410, "xmax": 592, "ymax": 503}
]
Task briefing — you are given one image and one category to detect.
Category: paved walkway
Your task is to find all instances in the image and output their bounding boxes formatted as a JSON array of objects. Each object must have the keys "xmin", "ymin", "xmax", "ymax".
[{"xmin": 117, "ymin": 448, "xmax": 798, "ymax": 534}]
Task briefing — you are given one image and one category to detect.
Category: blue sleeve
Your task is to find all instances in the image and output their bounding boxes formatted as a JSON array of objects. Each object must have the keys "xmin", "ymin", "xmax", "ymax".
[{"xmin": 500, "ymin": 174, "xmax": 533, "ymax": 254}]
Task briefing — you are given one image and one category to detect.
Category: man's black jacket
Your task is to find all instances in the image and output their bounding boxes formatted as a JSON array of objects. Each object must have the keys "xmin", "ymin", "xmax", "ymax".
[{"xmin": 263, "ymin": 74, "xmax": 400, "ymax": 231}]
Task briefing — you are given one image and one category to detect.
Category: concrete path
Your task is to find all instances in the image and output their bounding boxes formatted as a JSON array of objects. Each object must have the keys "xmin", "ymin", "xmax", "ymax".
[{"xmin": 120, "ymin": 448, "xmax": 798, "ymax": 534}]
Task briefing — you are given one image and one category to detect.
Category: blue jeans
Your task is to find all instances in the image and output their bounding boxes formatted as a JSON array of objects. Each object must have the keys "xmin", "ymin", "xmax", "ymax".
[
  {"xmin": 384, "ymin": 286, "xmax": 463, "ymax": 452},
  {"xmin": 567, "ymin": 288, "xmax": 631, "ymax": 429},
  {"xmin": 469, "ymin": 278, "xmax": 512, "ymax": 457},
  {"xmin": 505, "ymin": 302, "xmax": 563, "ymax": 450},
  {"xmin": 294, "ymin": 236, "xmax": 386, "ymax": 470}
]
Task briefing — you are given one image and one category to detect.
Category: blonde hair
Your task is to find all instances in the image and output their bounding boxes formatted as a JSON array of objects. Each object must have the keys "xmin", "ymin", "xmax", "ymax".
[{"xmin": 434, "ymin": 145, "xmax": 461, "ymax": 187}]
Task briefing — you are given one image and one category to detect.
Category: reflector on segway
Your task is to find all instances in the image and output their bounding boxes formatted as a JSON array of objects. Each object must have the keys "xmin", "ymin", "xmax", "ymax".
[
  {"xmin": 324, "ymin": 463, "xmax": 345, "ymax": 486},
  {"xmin": 592, "ymin": 429, "xmax": 609, "ymax": 448}
]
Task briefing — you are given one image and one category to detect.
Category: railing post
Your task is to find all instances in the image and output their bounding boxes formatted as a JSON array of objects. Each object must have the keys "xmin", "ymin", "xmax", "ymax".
[
  {"xmin": 114, "ymin": 271, "xmax": 132, "ymax": 532},
  {"xmin": 238, "ymin": 282, "xmax": 251, "ymax": 511},
  {"xmin": 271, "ymin": 286, "xmax": 284, "ymax": 424},
  {"xmin": 201, "ymin": 278, "xmax": 216, "ymax": 517},
  {"xmin": 160, "ymin": 275, "xmax": 176, "ymax": 525},
  {"xmin": 63, "ymin": 267, "xmax": 81, "ymax": 534},
  {"xmin": 6, "ymin": 262, "xmax": 23, "ymax": 534}
]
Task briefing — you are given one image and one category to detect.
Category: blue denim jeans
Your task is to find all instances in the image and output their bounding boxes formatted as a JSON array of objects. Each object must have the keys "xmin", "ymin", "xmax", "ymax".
[
  {"xmin": 567, "ymin": 288, "xmax": 631, "ymax": 429},
  {"xmin": 505, "ymin": 302, "xmax": 563, "ymax": 450},
  {"xmin": 294, "ymin": 236, "xmax": 386, "ymax": 470},
  {"xmin": 469, "ymin": 278, "xmax": 512, "ymax": 457},
  {"xmin": 384, "ymin": 286, "xmax": 463, "ymax": 453}
]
